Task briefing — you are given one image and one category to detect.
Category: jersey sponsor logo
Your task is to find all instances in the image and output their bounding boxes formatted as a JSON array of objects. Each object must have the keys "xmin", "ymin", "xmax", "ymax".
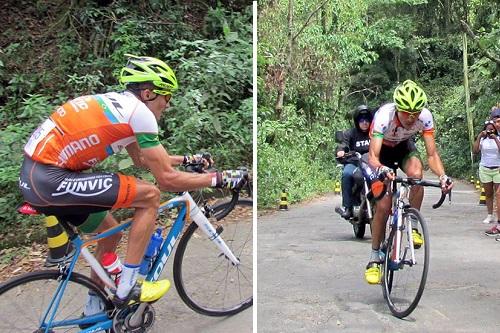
[
  {"xmin": 69, "ymin": 96, "xmax": 92, "ymax": 112},
  {"xmin": 52, "ymin": 175, "xmax": 113, "ymax": 197},
  {"xmin": 106, "ymin": 95, "xmax": 124, "ymax": 115},
  {"xmin": 58, "ymin": 134, "xmax": 100, "ymax": 165},
  {"xmin": 18, "ymin": 178, "xmax": 31, "ymax": 190},
  {"xmin": 83, "ymin": 158, "xmax": 100, "ymax": 168}
]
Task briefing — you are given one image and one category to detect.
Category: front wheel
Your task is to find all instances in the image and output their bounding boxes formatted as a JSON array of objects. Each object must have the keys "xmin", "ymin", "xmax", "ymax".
[
  {"xmin": 173, "ymin": 198, "xmax": 253, "ymax": 316},
  {"xmin": 382, "ymin": 207, "xmax": 429, "ymax": 318},
  {"xmin": 0, "ymin": 270, "xmax": 113, "ymax": 332}
]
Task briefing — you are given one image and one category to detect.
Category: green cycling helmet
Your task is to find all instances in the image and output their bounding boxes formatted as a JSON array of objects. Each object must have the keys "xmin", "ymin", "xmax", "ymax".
[
  {"xmin": 120, "ymin": 54, "xmax": 178, "ymax": 95},
  {"xmin": 393, "ymin": 80, "xmax": 427, "ymax": 113}
]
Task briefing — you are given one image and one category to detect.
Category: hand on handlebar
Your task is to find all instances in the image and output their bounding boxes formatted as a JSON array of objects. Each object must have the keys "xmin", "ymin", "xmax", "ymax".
[
  {"xmin": 214, "ymin": 169, "xmax": 248, "ymax": 190},
  {"xmin": 439, "ymin": 174, "xmax": 453, "ymax": 193},
  {"xmin": 377, "ymin": 165, "xmax": 395, "ymax": 181},
  {"xmin": 183, "ymin": 152, "xmax": 214, "ymax": 171}
]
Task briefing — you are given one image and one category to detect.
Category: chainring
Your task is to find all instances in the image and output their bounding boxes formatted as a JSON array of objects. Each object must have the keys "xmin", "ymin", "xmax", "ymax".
[{"xmin": 112, "ymin": 303, "xmax": 155, "ymax": 333}]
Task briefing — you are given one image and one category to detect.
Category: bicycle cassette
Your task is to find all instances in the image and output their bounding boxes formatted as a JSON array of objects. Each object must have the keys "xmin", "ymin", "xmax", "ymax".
[{"xmin": 112, "ymin": 303, "xmax": 155, "ymax": 333}]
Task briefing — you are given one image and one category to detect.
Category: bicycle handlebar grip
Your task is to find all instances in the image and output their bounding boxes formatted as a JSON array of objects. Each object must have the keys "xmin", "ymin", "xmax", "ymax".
[
  {"xmin": 432, "ymin": 191, "xmax": 447, "ymax": 209},
  {"xmin": 185, "ymin": 163, "xmax": 204, "ymax": 173}
]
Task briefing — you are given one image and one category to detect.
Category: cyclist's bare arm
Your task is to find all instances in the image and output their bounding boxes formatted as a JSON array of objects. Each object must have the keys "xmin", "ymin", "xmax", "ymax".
[
  {"xmin": 141, "ymin": 144, "xmax": 212, "ymax": 192},
  {"xmin": 422, "ymin": 134, "xmax": 445, "ymax": 178},
  {"xmin": 368, "ymin": 135, "xmax": 384, "ymax": 169},
  {"xmin": 127, "ymin": 143, "xmax": 185, "ymax": 168},
  {"xmin": 126, "ymin": 143, "xmax": 147, "ymax": 168}
]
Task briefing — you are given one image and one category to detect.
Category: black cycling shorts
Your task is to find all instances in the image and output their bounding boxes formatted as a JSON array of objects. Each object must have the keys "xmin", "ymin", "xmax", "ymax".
[
  {"xmin": 379, "ymin": 139, "xmax": 420, "ymax": 170},
  {"xmin": 19, "ymin": 156, "xmax": 137, "ymax": 229}
]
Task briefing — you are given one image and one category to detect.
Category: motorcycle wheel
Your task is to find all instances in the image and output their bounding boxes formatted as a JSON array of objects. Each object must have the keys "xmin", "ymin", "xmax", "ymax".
[{"xmin": 353, "ymin": 221, "xmax": 366, "ymax": 239}]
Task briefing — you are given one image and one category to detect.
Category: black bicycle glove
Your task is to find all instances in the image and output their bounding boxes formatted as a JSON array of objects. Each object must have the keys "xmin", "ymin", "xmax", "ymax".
[{"xmin": 183, "ymin": 153, "xmax": 213, "ymax": 169}]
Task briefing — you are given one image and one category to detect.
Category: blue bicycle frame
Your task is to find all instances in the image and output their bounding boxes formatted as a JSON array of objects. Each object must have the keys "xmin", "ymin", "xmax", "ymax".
[{"xmin": 37, "ymin": 191, "xmax": 240, "ymax": 332}]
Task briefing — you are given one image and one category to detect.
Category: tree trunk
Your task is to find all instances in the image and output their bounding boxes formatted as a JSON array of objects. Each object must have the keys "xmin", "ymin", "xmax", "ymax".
[
  {"xmin": 463, "ymin": 33, "xmax": 473, "ymax": 168},
  {"xmin": 275, "ymin": 0, "xmax": 294, "ymax": 116}
]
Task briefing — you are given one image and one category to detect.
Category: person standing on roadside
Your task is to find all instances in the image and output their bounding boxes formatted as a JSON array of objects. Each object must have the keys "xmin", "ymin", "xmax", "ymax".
[{"xmin": 473, "ymin": 120, "xmax": 500, "ymax": 227}]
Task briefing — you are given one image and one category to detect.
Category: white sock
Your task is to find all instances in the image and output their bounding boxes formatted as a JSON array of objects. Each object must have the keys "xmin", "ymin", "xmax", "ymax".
[
  {"xmin": 116, "ymin": 263, "xmax": 140, "ymax": 299},
  {"xmin": 370, "ymin": 249, "xmax": 381, "ymax": 263}
]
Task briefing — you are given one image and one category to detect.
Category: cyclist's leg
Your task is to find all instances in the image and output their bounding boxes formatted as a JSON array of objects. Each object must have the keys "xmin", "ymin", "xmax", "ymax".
[
  {"xmin": 90, "ymin": 212, "xmax": 122, "ymax": 286},
  {"xmin": 365, "ymin": 144, "xmax": 398, "ymax": 284},
  {"xmin": 114, "ymin": 178, "xmax": 171, "ymax": 303},
  {"xmin": 371, "ymin": 196, "xmax": 391, "ymax": 248},
  {"xmin": 403, "ymin": 155, "xmax": 424, "ymax": 209},
  {"xmin": 365, "ymin": 194, "xmax": 391, "ymax": 283},
  {"xmin": 122, "ymin": 179, "xmax": 160, "ymax": 264},
  {"xmin": 401, "ymin": 140, "xmax": 424, "ymax": 210}
]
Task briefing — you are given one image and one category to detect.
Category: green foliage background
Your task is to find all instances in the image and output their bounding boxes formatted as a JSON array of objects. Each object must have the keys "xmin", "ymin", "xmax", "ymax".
[
  {"xmin": 0, "ymin": 0, "xmax": 252, "ymax": 248},
  {"xmin": 258, "ymin": 0, "xmax": 499, "ymax": 208}
]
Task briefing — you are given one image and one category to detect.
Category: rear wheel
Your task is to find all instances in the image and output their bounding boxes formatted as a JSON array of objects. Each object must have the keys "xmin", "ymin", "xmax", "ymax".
[
  {"xmin": 173, "ymin": 198, "xmax": 253, "ymax": 316},
  {"xmin": 382, "ymin": 208, "xmax": 429, "ymax": 318},
  {"xmin": 0, "ymin": 270, "xmax": 113, "ymax": 332}
]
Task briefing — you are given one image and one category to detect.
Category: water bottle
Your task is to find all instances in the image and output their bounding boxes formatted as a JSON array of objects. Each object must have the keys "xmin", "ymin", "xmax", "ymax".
[
  {"xmin": 139, "ymin": 228, "xmax": 163, "ymax": 276},
  {"xmin": 101, "ymin": 252, "xmax": 122, "ymax": 286}
]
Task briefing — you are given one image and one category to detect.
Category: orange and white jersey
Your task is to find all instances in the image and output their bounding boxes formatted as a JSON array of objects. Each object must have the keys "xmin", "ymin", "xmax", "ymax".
[
  {"xmin": 24, "ymin": 91, "xmax": 160, "ymax": 171},
  {"xmin": 370, "ymin": 103, "xmax": 434, "ymax": 147}
]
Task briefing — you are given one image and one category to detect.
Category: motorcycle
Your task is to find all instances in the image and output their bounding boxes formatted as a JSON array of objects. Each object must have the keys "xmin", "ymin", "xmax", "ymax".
[{"xmin": 334, "ymin": 149, "xmax": 376, "ymax": 239}]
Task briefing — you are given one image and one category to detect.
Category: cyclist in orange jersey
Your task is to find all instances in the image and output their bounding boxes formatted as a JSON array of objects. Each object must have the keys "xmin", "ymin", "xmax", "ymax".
[{"xmin": 19, "ymin": 54, "xmax": 245, "ymax": 312}]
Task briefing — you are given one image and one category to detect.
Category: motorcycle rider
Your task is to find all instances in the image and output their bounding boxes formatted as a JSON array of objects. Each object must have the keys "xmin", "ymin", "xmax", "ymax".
[{"xmin": 335, "ymin": 105, "xmax": 373, "ymax": 219}]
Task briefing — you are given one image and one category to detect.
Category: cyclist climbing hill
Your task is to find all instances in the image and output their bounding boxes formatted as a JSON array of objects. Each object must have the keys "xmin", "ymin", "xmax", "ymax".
[
  {"xmin": 18, "ymin": 54, "xmax": 245, "ymax": 313},
  {"xmin": 364, "ymin": 80, "xmax": 453, "ymax": 284}
]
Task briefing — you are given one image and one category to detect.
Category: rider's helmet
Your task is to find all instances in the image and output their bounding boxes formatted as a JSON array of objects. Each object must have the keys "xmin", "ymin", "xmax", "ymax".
[
  {"xmin": 393, "ymin": 80, "xmax": 427, "ymax": 113},
  {"xmin": 353, "ymin": 105, "xmax": 373, "ymax": 131},
  {"xmin": 119, "ymin": 54, "xmax": 178, "ymax": 95}
]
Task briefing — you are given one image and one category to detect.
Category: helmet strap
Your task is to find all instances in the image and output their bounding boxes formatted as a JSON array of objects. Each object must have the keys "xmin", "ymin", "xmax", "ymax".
[{"xmin": 139, "ymin": 89, "xmax": 159, "ymax": 102}]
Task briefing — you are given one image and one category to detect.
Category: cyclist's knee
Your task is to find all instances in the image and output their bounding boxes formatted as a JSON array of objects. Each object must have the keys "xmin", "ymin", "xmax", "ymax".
[
  {"xmin": 406, "ymin": 168, "xmax": 422, "ymax": 179},
  {"xmin": 135, "ymin": 183, "xmax": 161, "ymax": 209},
  {"xmin": 143, "ymin": 186, "xmax": 161, "ymax": 209}
]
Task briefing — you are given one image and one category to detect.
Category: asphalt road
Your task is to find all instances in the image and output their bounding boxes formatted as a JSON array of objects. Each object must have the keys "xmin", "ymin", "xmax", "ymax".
[{"xmin": 257, "ymin": 175, "xmax": 500, "ymax": 333}]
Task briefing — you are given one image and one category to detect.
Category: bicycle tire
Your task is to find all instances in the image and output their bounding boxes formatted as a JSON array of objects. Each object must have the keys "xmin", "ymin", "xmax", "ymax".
[
  {"xmin": 382, "ymin": 207, "xmax": 429, "ymax": 318},
  {"xmin": 353, "ymin": 199, "xmax": 370, "ymax": 239},
  {"xmin": 0, "ymin": 270, "xmax": 113, "ymax": 332},
  {"xmin": 173, "ymin": 198, "xmax": 253, "ymax": 316},
  {"xmin": 353, "ymin": 221, "xmax": 366, "ymax": 239}
]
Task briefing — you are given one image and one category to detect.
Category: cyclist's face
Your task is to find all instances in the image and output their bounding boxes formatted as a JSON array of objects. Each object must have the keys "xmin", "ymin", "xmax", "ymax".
[
  {"xmin": 397, "ymin": 110, "xmax": 421, "ymax": 128},
  {"xmin": 145, "ymin": 93, "xmax": 172, "ymax": 120}
]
